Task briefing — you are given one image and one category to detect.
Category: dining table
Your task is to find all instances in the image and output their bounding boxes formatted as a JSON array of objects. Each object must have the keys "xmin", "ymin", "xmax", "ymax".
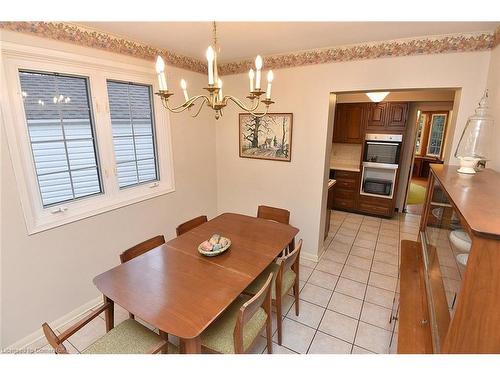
[{"xmin": 93, "ymin": 212, "xmax": 299, "ymax": 353}]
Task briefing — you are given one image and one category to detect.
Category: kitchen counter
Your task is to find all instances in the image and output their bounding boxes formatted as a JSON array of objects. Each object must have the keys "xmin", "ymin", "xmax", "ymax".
[{"xmin": 330, "ymin": 161, "xmax": 361, "ymax": 172}]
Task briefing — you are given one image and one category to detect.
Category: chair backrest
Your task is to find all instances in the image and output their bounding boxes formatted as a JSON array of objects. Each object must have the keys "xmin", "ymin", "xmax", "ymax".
[
  {"xmin": 234, "ymin": 272, "xmax": 273, "ymax": 353},
  {"xmin": 275, "ymin": 239, "xmax": 302, "ymax": 295},
  {"xmin": 257, "ymin": 205, "xmax": 290, "ymax": 225},
  {"xmin": 280, "ymin": 238, "xmax": 302, "ymax": 273},
  {"xmin": 176, "ymin": 215, "xmax": 208, "ymax": 236},
  {"xmin": 119, "ymin": 235, "xmax": 165, "ymax": 264}
]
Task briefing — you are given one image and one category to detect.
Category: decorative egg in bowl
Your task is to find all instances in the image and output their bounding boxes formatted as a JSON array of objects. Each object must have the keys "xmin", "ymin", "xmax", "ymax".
[{"xmin": 198, "ymin": 234, "xmax": 231, "ymax": 256}]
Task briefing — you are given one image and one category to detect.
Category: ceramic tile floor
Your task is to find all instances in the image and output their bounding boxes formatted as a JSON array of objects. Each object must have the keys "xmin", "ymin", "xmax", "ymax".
[{"xmin": 29, "ymin": 210, "xmax": 420, "ymax": 354}]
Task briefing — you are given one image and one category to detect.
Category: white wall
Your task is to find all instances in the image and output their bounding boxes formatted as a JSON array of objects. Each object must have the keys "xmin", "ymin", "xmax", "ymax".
[
  {"xmin": 215, "ymin": 52, "xmax": 491, "ymax": 261},
  {"xmin": 487, "ymin": 45, "xmax": 500, "ymax": 171},
  {"xmin": 0, "ymin": 32, "xmax": 218, "ymax": 347}
]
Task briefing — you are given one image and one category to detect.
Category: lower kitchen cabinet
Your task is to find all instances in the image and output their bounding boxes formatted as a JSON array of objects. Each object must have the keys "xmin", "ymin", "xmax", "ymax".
[
  {"xmin": 331, "ymin": 170, "xmax": 360, "ymax": 211},
  {"xmin": 358, "ymin": 195, "xmax": 393, "ymax": 217}
]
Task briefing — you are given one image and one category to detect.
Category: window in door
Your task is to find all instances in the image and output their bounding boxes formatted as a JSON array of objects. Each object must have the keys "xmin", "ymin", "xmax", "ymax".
[
  {"xmin": 426, "ymin": 114, "xmax": 448, "ymax": 157},
  {"xmin": 414, "ymin": 111, "xmax": 449, "ymax": 159}
]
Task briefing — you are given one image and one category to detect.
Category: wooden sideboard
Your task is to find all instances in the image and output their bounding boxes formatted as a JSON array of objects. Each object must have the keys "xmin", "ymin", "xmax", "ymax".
[{"xmin": 398, "ymin": 164, "xmax": 500, "ymax": 353}]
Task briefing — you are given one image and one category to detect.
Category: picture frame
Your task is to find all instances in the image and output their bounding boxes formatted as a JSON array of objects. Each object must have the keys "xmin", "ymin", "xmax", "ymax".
[{"xmin": 238, "ymin": 113, "xmax": 293, "ymax": 162}]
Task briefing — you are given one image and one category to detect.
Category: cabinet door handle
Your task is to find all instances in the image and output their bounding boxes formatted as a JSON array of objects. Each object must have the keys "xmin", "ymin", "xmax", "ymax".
[{"xmin": 421, "ymin": 319, "xmax": 428, "ymax": 325}]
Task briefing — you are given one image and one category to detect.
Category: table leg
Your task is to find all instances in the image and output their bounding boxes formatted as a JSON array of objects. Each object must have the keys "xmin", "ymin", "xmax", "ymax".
[
  {"xmin": 180, "ymin": 336, "xmax": 201, "ymax": 354},
  {"xmin": 104, "ymin": 295, "xmax": 114, "ymax": 332}
]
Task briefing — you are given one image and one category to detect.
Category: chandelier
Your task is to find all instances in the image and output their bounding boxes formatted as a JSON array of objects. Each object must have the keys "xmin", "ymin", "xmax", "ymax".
[{"xmin": 154, "ymin": 22, "xmax": 275, "ymax": 120}]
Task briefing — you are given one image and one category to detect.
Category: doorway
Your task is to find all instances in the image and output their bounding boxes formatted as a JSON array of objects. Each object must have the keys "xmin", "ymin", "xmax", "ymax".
[{"xmin": 403, "ymin": 103, "xmax": 455, "ymax": 214}]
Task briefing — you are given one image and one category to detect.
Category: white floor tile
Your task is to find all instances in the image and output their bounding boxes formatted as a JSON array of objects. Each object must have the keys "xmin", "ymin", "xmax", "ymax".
[
  {"xmin": 334, "ymin": 277, "xmax": 367, "ymax": 300},
  {"xmin": 360, "ymin": 302, "xmax": 393, "ymax": 330},
  {"xmin": 272, "ymin": 318, "xmax": 316, "ymax": 354},
  {"xmin": 368, "ymin": 273, "xmax": 398, "ymax": 292},
  {"xmin": 287, "ymin": 299, "xmax": 325, "ymax": 329},
  {"xmin": 364, "ymin": 285, "xmax": 395, "ymax": 309},
  {"xmin": 308, "ymin": 269, "xmax": 339, "ymax": 290},
  {"xmin": 341, "ymin": 265, "xmax": 370, "ymax": 284},
  {"xmin": 319, "ymin": 310, "xmax": 358, "ymax": 343},
  {"xmin": 354, "ymin": 322, "xmax": 392, "ymax": 354},
  {"xmin": 316, "ymin": 259, "xmax": 343, "ymax": 276},
  {"xmin": 328, "ymin": 292, "xmax": 363, "ymax": 319},
  {"xmin": 300, "ymin": 283, "xmax": 333, "ymax": 307},
  {"xmin": 308, "ymin": 331, "xmax": 352, "ymax": 354}
]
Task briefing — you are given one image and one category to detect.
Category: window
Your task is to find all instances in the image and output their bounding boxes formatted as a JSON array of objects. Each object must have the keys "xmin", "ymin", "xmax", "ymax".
[
  {"xmin": 2, "ymin": 45, "xmax": 175, "ymax": 233},
  {"xmin": 414, "ymin": 112, "xmax": 427, "ymax": 155},
  {"xmin": 426, "ymin": 114, "xmax": 448, "ymax": 157},
  {"xmin": 107, "ymin": 81, "xmax": 158, "ymax": 189},
  {"xmin": 414, "ymin": 111, "xmax": 449, "ymax": 159},
  {"xmin": 19, "ymin": 71, "xmax": 102, "ymax": 206}
]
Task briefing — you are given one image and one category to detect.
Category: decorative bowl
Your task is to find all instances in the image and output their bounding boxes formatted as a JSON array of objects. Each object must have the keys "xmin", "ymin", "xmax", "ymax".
[{"xmin": 198, "ymin": 236, "xmax": 231, "ymax": 257}]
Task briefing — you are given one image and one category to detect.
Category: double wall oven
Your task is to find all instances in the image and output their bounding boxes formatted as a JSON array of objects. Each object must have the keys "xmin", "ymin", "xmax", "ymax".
[{"xmin": 361, "ymin": 134, "xmax": 403, "ymax": 199}]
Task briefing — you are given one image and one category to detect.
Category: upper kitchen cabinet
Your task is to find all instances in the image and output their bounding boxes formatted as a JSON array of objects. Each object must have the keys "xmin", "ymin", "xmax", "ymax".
[
  {"xmin": 366, "ymin": 102, "xmax": 409, "ymax": 134},
  {"xmin": 332, "ymin": 103, "xmax": 366, "ymax": 144}
]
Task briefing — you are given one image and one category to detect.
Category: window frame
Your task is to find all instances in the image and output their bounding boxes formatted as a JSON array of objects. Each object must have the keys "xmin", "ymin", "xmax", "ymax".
[
  {"xmin": 1, "ymin": 42, "xmax": 175, "ymax": 234},
  {"xmin": 106, "ymin": 79, "xmax": 160, "ymax": 190},
  {"xmin": 19, "ymin": 69, "xmax": 105, "ymax": 207},
  {"xmin": 425, "ymin": 113, "xmax": 448, "ymax": 158}
]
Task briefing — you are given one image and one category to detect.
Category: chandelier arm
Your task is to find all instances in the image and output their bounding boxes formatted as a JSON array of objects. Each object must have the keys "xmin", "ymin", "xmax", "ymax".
[
  {"xmin": 162, "ymin": 95, "xmax": 210, "ymax": 113},
  {"xmin": 190, "ymin": 97, "xmax": 208, "ymax": 117},
  {"xmin": 224, "ymin": 95, "xmax": 262, "ymax": 113}
]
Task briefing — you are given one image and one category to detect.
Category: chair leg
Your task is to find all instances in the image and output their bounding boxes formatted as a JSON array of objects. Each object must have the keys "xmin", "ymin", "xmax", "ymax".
[
  {"xmin": 276, "ymin": 294, "xmax": 283, "ymax": 345},
  {"xmin": 293, "ymin": 281, "xmax": 300, "ymax": 316},
  {"xmin": 266, "ymin": 314, "xmax": 272, "ymax": 354}
]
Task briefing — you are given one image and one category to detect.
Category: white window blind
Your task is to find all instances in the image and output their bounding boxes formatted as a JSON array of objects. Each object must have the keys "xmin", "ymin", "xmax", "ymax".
[
  {"xmin": 107, "ymin": 80, "xmax": 159, "ymax": 189},
  {"xmin": 19, "ymin": 71, "xmax": 102, "ymax": 207}
]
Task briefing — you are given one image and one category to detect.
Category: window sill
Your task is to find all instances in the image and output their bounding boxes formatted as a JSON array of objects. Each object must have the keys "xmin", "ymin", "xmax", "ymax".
[{"xmin": 26, "ymin": 183, "xmax": 175, "ymax": 235}]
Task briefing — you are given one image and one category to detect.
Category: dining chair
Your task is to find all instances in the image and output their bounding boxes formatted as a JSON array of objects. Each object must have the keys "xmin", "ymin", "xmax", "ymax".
[
  {"xmin": 257, "ymin": 205, "xmax": 290, "ymax": 224},
  {"xmin": 200, "ymin": 273, "xmax": 274, "ymax": 354},
  {"xmin": 257, "ymin": 205, "xmax": 293, "ymax": 255},
  {"xmin": 42, "ymin": 300, "xmax": 177, "ymax": 354},
  {"xmin": 176, "ymin": 215, "xmax": 208, "ymax": 236},
  {"xmin": 244, "ymin": 239, "xmax": 302, "ymax": 345},
  {"xmin": 119, "ymin": 235, "xmax": 166, "ymax": 320}
]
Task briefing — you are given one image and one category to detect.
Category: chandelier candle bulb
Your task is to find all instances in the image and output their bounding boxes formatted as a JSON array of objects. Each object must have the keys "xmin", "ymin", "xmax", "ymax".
[
  {"xmin": 180, "ymin": 79, "xmax": 189, "ymax": 101},
  {"xmin": 217, "ymin": 78, "xmax": 223, "ymax": 102},
  {"xmin": 266, "ymin": 70, "xmax": 274, "ymax": 99},
  {"xmin": 255, "ymin": 55, "xmax": 263, "ymax": 89},
  {"xmin": 206, "ymin": 46, "xmax": 215, "ymax": 85},
  {"xmin": 155, "ymin": 56, "xmax": 168, "ymax": 91},
  {"xmin": 249, "ymin": 69, "xmax": 255, "ymax": 92}
]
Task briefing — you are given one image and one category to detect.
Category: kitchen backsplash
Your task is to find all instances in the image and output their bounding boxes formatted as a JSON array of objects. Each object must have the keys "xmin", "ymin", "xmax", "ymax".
[{"xmin": 331, "ymin": 143, "xmax": 362, "ymax": 164}]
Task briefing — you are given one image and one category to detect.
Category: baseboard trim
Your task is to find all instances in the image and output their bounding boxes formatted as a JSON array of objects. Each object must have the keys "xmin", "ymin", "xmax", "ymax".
[
  {"xmin": 6, "ymin": 296, "xmax": 102, "ymax": 350},
  {"xmin": 301, "ymin": 252, "xmax": 319, "ymax": 263}
]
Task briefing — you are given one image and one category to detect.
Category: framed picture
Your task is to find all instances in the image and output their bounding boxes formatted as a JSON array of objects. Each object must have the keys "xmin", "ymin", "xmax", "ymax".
[{"xmin": 239, "ymin": 113, "xmax": 293, "ymax": 162}]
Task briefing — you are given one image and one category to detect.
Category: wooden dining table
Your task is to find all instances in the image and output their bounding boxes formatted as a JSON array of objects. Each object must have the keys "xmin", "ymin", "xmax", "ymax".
[{"xmin": 93, "ymin": 212, "xmax": 299, "ymax": 353}]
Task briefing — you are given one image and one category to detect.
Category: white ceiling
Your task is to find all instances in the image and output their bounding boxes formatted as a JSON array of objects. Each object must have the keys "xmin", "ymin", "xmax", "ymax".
[{"xmin": 76, "ymin": 22, "xmax": 499, "ymax": 63}]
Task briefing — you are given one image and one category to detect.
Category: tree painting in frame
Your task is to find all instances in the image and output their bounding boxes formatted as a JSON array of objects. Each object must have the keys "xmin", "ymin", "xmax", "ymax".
[{"xmin": 239, "ymin": 113, "xmax": 293, "ymax": 162}]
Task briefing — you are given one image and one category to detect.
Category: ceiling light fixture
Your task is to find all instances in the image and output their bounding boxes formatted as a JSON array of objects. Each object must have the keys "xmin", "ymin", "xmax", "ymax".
[
  {"xmin": 155, "ymin": 22, "xmax": 275, "ymax": 120},
  {"xmin": 366, "ymin": 91, "xmax": 390, "ymax": 102}
]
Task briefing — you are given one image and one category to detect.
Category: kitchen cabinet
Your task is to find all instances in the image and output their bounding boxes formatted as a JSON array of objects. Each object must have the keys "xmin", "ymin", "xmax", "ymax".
[
  {"xmin": 358, "ymin": 195, "xmax": 393, "ymax": 217},
  {"xmin": 366, "ymin": 102, "xmax": 409, "ymax": 134},
  {"xmin": 331, "ymin": 170, "xmax": 360, "ymax": 211},
  {"xmin": 325, "ymin": 180, "xmax": 336, "ymax": 239},
  {"xmin": 333, "ymin": 103, "xmax": 366, "ymax": 144}
]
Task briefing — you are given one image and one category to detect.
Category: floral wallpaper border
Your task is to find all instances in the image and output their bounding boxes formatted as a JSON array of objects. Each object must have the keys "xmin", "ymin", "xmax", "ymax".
[
  {"xmin": 0, "ymin": 21, "xmax": 207, "ymax": 73},
  {"xmin": 219, "ymin": 32, "xmax": 495, "ymax": 75},
  {"xmin": 494, "ymin": 25, "xmax": 500, "ymax": 48},
  {"xmin": 0, "ymin": 21, "xmax": 497, "ymax": 76}
]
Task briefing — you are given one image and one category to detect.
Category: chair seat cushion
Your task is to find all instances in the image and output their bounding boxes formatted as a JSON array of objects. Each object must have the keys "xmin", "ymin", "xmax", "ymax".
[
  {"xmin": 244, "ymin": 262, "xmax": 296, "ymax": 299},
  {"xmin": 201, "ymin": 296, "xmax": 267, "ymax": 354},
  {"xmin": 82, "ymin": 319, "xmax": 167, "ymax": 354}
]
